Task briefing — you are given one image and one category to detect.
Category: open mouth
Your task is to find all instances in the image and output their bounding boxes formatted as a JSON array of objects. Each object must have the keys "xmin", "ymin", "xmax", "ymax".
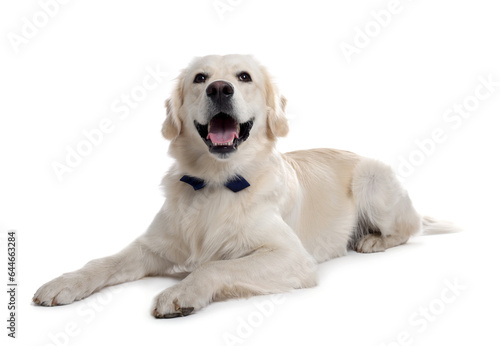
[{"xmin": 194, "ymin": 113, "xmax": 254, "ymax": 156}]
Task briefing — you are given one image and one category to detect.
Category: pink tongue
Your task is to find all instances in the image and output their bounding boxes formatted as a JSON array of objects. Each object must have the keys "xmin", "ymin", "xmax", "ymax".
[{"xmin": 207, "ymin": 117, "xmax": 238, "ymax": 144}]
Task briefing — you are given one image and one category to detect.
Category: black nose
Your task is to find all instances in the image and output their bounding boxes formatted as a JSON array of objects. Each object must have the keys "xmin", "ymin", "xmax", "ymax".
[{"xmin": 206, "ymin": 81, "xmax": 234, "ymax": 102}]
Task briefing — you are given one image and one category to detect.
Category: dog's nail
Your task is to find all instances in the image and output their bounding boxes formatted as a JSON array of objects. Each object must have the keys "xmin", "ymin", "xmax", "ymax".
[
  {"xmin": 152, "ymin": 308, "xmax": 161, "ymax": 318},
  {"xmin": 154, "ymin": 307, "xmax": 194, "ymax": 319},
  {"xmin": 180, "ymin": 307, "xmax": 194, "ymax": 316}
]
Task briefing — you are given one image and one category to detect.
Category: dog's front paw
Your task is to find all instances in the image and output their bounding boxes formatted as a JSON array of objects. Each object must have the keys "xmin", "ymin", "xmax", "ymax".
[
  {"xmin": 33, "ymin": 273, "xmax": 96, "ymax": 306},
  {"xmin": 152, "ymin": 283, "xmax": 209, "ymax": 319}
]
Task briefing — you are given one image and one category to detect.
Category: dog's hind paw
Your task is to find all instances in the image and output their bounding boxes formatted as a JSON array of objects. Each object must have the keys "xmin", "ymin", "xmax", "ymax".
[{"xmin": 354, "ymin": 234, "xmax": 386, "ymax": 253}]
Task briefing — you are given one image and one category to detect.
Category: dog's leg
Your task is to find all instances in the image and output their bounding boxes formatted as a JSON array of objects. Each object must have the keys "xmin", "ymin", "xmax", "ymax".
[
  {"xmin": 152, "ymin": 226, "xmax": 317, "ymax": 318},
  {"xmin": 33, "ymin": 214, "xmax": 173, "ymax": 306},
  {"xmin": 351, "ymin": 158, "xmax": 422, "ymax": 253}
]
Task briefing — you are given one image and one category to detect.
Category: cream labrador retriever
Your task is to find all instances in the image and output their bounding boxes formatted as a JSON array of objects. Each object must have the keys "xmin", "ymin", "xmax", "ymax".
[{"xmin": 33, "ymin": 54, "xmax": 454, "ymax": 318}]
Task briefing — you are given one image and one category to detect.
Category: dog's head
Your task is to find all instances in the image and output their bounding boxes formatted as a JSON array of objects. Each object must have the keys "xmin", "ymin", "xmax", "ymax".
[{"xmin": 162, "ymin": 55, "xmax": 288, "ymax": 161}]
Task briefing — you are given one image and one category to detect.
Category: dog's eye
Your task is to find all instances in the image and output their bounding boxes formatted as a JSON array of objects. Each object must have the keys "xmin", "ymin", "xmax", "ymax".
[
  {"xmin": 238, "ymin": 72, "xmax": 252, "ymax": 82},
  {"xmin": 193, "ymin": 73, "xmax": 207, "ymax": 84}
]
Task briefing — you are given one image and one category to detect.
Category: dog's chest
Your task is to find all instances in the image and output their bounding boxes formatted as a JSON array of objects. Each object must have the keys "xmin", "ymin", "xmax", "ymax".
[{"xmin": 167, "ymin": 186, "xmax": 256, "ymax": 263}]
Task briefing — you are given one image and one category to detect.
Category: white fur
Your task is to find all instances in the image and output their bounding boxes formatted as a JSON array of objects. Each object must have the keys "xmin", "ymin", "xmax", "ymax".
[{"xmin": 33, "ymin": 55, "xmax": 456, "ymax": 317}]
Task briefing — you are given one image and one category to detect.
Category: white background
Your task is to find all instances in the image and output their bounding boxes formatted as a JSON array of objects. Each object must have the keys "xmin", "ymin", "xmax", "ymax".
[{"xmin": 1, "ymin": 0, "xmax": 499, "ymax": 345}]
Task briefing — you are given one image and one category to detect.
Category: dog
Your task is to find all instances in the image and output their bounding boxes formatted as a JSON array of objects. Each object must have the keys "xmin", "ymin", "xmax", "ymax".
[{"xmin": 33, "ymin": 54, "xmax": 455, "ymax": 318}]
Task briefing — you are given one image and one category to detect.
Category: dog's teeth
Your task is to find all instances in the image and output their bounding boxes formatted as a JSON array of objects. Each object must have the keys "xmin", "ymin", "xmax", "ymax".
[{"xmin": 213, "ymin": 140, "xmax": 233, "ymax": 146}]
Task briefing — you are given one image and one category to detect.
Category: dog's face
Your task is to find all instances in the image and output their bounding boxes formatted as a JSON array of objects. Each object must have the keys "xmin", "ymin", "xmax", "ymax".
[{"xmin": 163, "ymin": 55, "xmax": 288, "ymax": 160}]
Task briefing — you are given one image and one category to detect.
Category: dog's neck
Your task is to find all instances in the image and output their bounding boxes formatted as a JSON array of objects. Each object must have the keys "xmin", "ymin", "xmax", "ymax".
[
  {"xmin": 180, "ymin": 174, "xmax": 250, "ymax": 192},
  {"xmin": 169, "ymin": 134, "xmax": 279, "ymax": 186}
]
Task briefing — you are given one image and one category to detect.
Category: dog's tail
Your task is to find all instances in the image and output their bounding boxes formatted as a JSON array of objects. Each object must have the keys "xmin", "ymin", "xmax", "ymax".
[{"xmin": 421, "ymin": 216, "xmax": 462, "ymax": 235}]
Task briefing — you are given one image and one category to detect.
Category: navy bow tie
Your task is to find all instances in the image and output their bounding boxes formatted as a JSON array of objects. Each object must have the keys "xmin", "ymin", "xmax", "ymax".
[{"xmin": 180, "ymin": 175, "xmax": 250, "ymax": 193}]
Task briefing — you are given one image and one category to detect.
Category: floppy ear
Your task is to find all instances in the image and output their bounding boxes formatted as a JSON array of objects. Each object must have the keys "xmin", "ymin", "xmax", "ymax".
[
  {"xmin": 268, "ymin": 95, "xmax": 288, "ymax": 138},
  {"xmin": 162, "ymin": 71, "xmax": 185, "ymax": 140},
  {"xmin": 264, "ymin": 69, "xmax": 289, "ymax": 139}
]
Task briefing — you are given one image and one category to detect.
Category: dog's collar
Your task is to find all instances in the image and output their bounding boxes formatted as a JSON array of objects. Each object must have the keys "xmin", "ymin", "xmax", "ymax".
[{"xmin": 180, "ymin": 175, "xmax": 250, "ymax": 193}]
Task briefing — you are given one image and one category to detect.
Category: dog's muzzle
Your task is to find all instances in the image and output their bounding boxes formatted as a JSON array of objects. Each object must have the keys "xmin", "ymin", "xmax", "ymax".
[{"xmin": 194, "ymin": 80, "xmax": 254, "ymax": 158}]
